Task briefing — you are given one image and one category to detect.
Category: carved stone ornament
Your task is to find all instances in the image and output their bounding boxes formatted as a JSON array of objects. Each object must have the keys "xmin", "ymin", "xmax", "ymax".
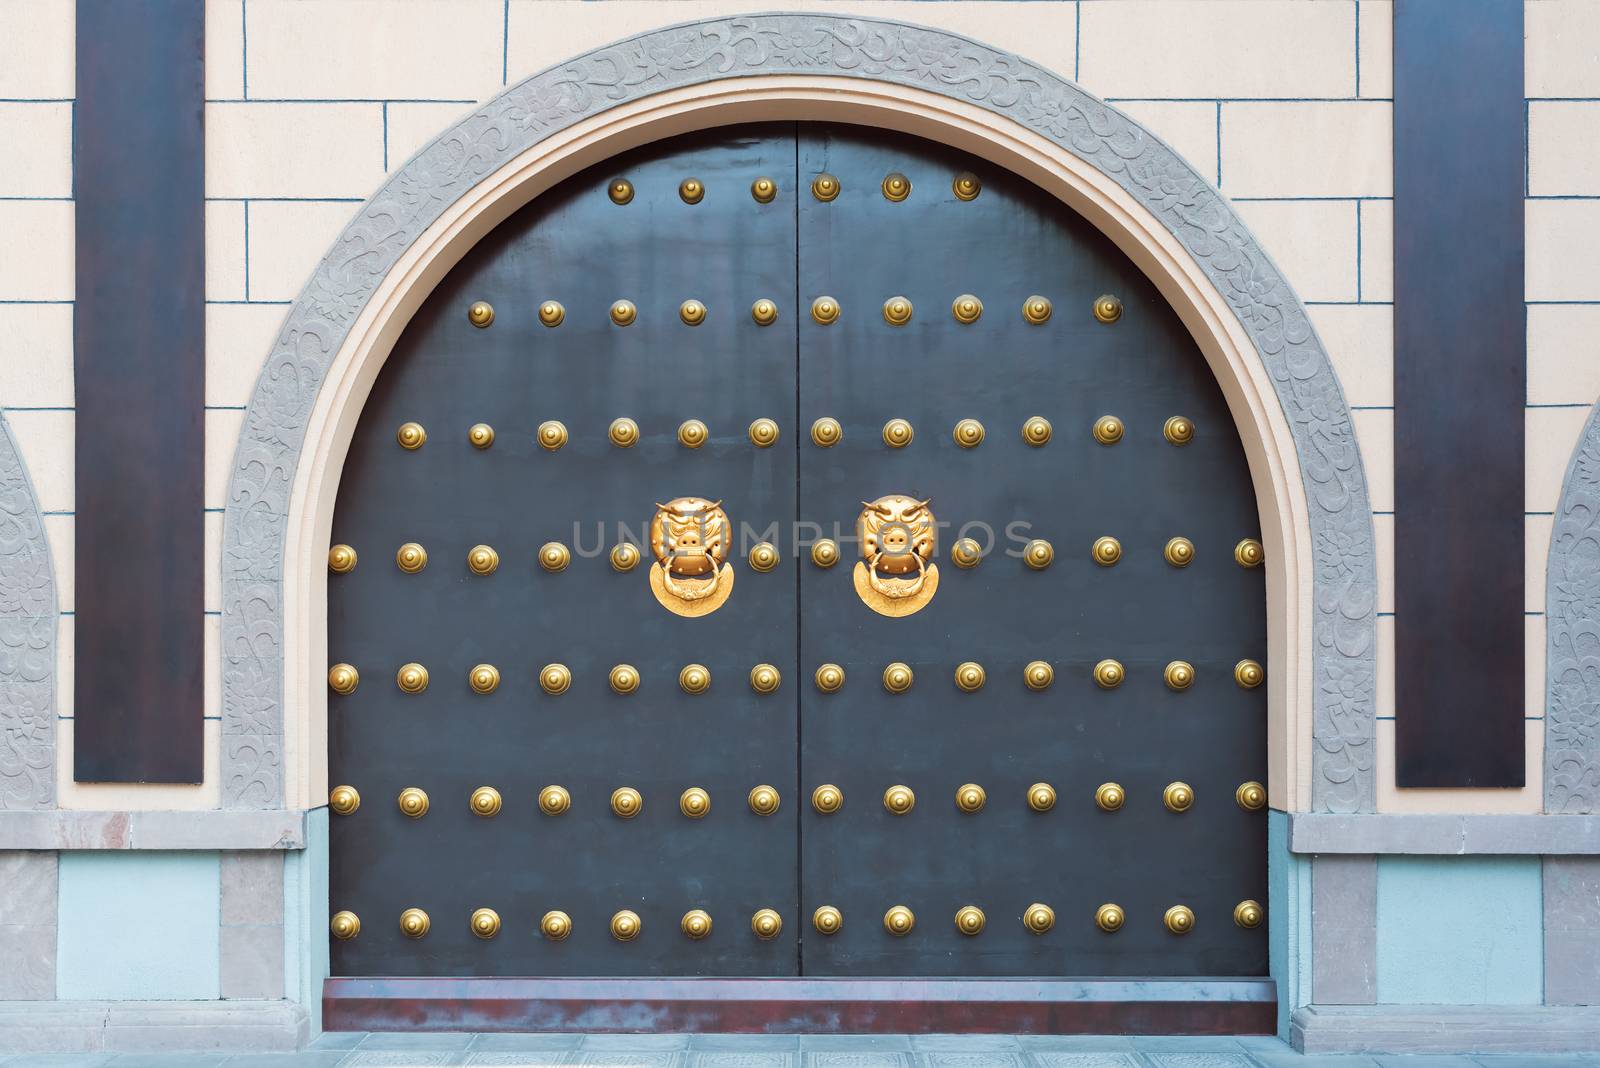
[
  {"xmin": 0, "ymin": 417, "xmax": 57, "ymax": 809},
  {"xmin": 1548, "ymin": 404, "xmax": 1600, "ymax": 813},
  {"xmin": 220, "ymin": 14, "xmax": 1376, "ymax": 812}
]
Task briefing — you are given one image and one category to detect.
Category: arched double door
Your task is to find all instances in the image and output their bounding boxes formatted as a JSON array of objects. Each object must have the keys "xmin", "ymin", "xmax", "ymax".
[{"xmin": 325, "ymin": 123, "xmax": 1268, "ymax": 982}]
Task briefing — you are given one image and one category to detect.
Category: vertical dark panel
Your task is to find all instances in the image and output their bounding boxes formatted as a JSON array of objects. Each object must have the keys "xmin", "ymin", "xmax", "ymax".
[
  {"xmin": 1394, "ymin": 0, "xmax": 1524, "ymax": 786},
  {"xmin": 72, "ymin": 0, "xmax": 205, "ymax": 782}
]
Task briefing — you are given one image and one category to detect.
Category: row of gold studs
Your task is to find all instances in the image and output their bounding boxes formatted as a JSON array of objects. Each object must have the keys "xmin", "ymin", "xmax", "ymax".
[{"xmin": 602, "ymin": 170, "xmax": 983, "ymax": 208}]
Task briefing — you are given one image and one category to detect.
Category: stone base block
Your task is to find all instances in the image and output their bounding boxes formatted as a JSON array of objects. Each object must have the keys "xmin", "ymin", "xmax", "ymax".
[
  {"xmin": 0, "ymin": 999, "xmax": 308, "ymax": 1053},
  {"xmin": 1292, "ymin": 1004, "xmax": 1600, "ymax": 1054}
]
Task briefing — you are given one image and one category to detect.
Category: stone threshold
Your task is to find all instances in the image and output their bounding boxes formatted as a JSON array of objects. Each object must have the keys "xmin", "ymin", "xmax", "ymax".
[
  {"xmin": 0, "ymin": 1000, "xmax": 308, "ymax": 1054},
  {"xmin": 1292, "ymin": 1004, "xmax": 1600, "ymax": 1054}
]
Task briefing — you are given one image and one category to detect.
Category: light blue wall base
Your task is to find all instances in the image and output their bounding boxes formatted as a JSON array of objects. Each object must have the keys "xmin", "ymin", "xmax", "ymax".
[
  {"xmin": 1376, "ymin": 855, "xmax": 1543, "ymax": 1004},
  {"xmin": 57, "ymin": 851, "xmax": 220, "ymax": 1000},
  {"xmin": 283, "ymin": 808, "xmax": 329, "ymax": 1034},
  {"xmin": 1268, "ymin": 809, "xmax": 1311, "ymax": 1038}
]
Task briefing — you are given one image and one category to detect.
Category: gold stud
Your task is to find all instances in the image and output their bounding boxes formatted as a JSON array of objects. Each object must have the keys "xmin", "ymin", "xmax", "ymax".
[
  {"xmin": 678, "ymin": 663, "xmax": 711, "ymax": 695},
  {"xmin": 810, "ymin": 296, "xmax": 840, "ymax": 325},
  {"xmin": 396, "ymin": 422, "xmax": 426, "ymax": 450},
  {"xmin": 397, "ymin": 787, "xmax": 429, "ymax": 819},
  {"xmin": 1163, "ymin": 415, "xmax": 1195, "ymax": 446},
  {"xmin": 611, "ymin": 786, "xmax": 642, "ymax": 819},
  {"xmin": 1021, "ymin": 416, "xmax": 1053, "ymax": 446},
  {"xmin": 539, "ymin": 663, "xmax": 572, "ymax": 696},
  {"xmin": 1235, "ymin": 538, "xmax": 1264, "ymax": 567},
  {"xmin": 681, "ymin": 909, "xmax": 713, "ymax": 940},
  {"xmin": 610, "ymin": 909, "xmax": 641, "ymax": 942},
  {"xmin": 396, "ymin": 542, "xmax": 427, "ymax": 573},
  {"xmin": 814, "ymin": 663, "xmax": 845, "ymax": 693},
  {"xmin": 1234, "ymin": 900, "xmax": 1264, "ymax": 929},
  {"xmin": 752, "ymin": 908, "xmax": 783, "ymax": 940},
  {"xmin": 1093, "ymin": 658, "xmax": 1125, "ymax": 689},
  {"xmin": 1163, "ymin": 781, "xmax": 1195, "ymax": 813},
  {"xmin": 749, "ymin": 663, "xmax": 781, "ymax": 694},
  {"xmin": 541, "ymin": 910, "xmax": 572, "ymax": 941},
  {"xmin": 608, "ymin": 178, "xmax": 634, "ymax": 205},
  {"xmin": 470, "ymin": 786, "xmax": 502, "ymax": 818},
  {"xmin": 1024, "ymin": 660, "xmax": 1055, "ymax": 691},
  {"xmin": 1092, "ymin": 536, "xmax": 1122, "ymax": 567},
  {"xmin": 882, "ymin": 662, "xmax": 914, "ymax": 694},
  {"xmin": 1024, "ymin": 539, "xmax": 1054, "ymax": 570},
  {"xmin": 678, "ymin": 299, "xmax": 707, "ymax": 327},
  {"xmin": 751, "ymin": 298, "xmax": 779, "ymax": 326},
  {"xmin": 951, "ymin": 537, "xmax": 983, "ymax": 568},
  {"xmin": 328, "ymin": 544, "xmax": 357, "ymax": 574},
  {"xmin": 954, "ymin": 783, "xmax": 987, "ymax": 813},
  {"xmin": 748, "ymin": 542, "xmax": 780, "ymax": 573},
  {"xmin": 1092, "ymin": 415, "xmax": 1124, "ymax": 446},
  {"xmin": 1096, "ymin": 903, "xmax": 1125, "ymax": 933},
  {"xmin": 471, "ymin": 907, "xmax": 501, "ymax": 940},
  {"xmin": 396, "ymin": 663, "xmax": 429, "ymax": 694},
  {"xmin": 748, "ymin": 418, "xmax": 780, "ymax": 447},
  {"xmin": 1028, "ymin": 782, "xmax": 1057, "ymax": 812},
  {"xmin": 954, "ymin": 661, "xmax": 986, "ymax": 692},
  {"xmin": 1022, "ymin": 296, "xmax": 1053, "ymax": 325},
  {"xmin": 608, "ymin": 417, "xmax": 640, "ymax": 449},
  {"xmin": 677, "ymin": 418, "xmax": 709, "ymax": 449},
  {"xmin": 610, "ymin": 543, "xmax": 641, "ymax": 572},
  {"xmin": 329, "ymin": 785, "xmax": 360, "ymax": 815},
  {"xmin": 955, "ymin": 905, "xmax": 986, "ymax": 936},
  {"xmin": 1236, "ymin": 781, "xmax": 1267, "ymax": 811},
  {"xmin": 810, "ymin": 417, "xmax": 842, "ymax": 447},
  {"xmin": 537, "ymin": 420, "xmax": 569, "ymax": 450},
  {"xmin": 951, "ymin": 294, "xmax": 983, "ymax": 324},
  {"xmin": 1024, "ymin": 903, "xmax": 1055, "ymax": 935},
  {"xmin": 679, "ymin": 177, "xmax": 704, "ymax": 204},
  {"xmin": 538, "ymin": 300, "xmax": 565, "ymax": 327},
  {"xmin": 811, "ymin": 539, "xmax": 840, "ymax": 568},
  {"xmin": 883, "ymin": 784, "xmax": 916, "ymax": 815},
  {"xmin": 813, "ymin": 905, "xmax": 843, "ymax": 935},
  {"xmin": 811, "ymin": 173, "xmax": 840, "ymax": 201},
  {"xmin": 1093, "ymin": 294, "xmax": 1123, "ymax": 324},
  {"xmin": 538, "ymin": 784, "xmax": 571, "ymax": 816},
  {"xmin": 952, "ymin": 172, "xmax": 981, "ymax": 201},
  {"xmin": 884, "ymin": 905, "xmax": 916, "ymax": 936},
  {"xmin": 467, "ymin": 544, "xmax": 499, "ymax": 576},
  {"xmin": 748, "ymin": 785, "xmax": 780, "ymax": 816},
  {"xmin": 468, "ymin": 423, "xmax": 495, "ymax": 449},
  {"xmin": 882, "ymin": 296, "xmax": 913, "ymax": 327},
  {"xmin": 609, "ymin": 299, "xmax": 637, "ymax": 327},
  {"xmin": 538, "ymin": 542, "xmax": 571, "ymax": 572},
  {"xmin": 1095, "ymin": 782, "xmax": 1125, "ymax": 812},
  {"xmin": 1235, "ymin": 658, "xmax": 1265, "ymax": 689},
  {"xmin": 679, "ymin": 786, "xmax": 711, "ymax": 819},
  {"xmin": 400, "ymin": 907, "xmax": 430, "ymax": 939},
  {"xmin": 328, "ymin": 663, "xmax": 359, "ymax": 696},
  {"xmin": 609, "ymin": 663, "xmax": 640, "ymax": 695},
  {"xmin": 882, "ymin": 418, "xmax": 913, "ymax": 448},
  {"xmin": 811, "ymin": 783, "xmax": 843, "ymax": 814},
  {"xmin": 467, "ymin": 301, "xmax": 494, "ymax": 328},
  {"xmin": 1164, "ymin": 905, "xmax": 1195, "ymax": 935},
  {"xmin": 1164, "ymin": 660, "xmax": 1195, "ymax": 691},
  {"xmin": 881, "ymin": 172, "xmax": 911, "ymax": 201},
  {"xmin": 1164, "ymin": 537, "xmax": 1194, "ymax": 568},
  {"xmin": 469, "ymin": 663, "xmax": 500, "ymax": 695},
  {"xmin": 330, "ymin": 911, "xmax": 361, "ymax": 940},
  {"xmin": 952, "ymin": 419, "xmax": 985, "ymax": 448},
  {"xmin": 751, "ymin": 176, "xmax": 777, "ymax": 203}
]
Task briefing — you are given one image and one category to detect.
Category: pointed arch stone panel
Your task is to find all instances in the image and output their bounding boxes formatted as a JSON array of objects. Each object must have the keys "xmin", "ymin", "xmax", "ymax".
[
  {"xmin": 0, "ymin": 415, "xmax": 58, "ymax": 809},
  {"xmin": 220, "ymin": 14, "xmax": 1376, "ymax": 812},
  {"xmin": 1548, "ymin": 402, "xmax": 1600, "ymax": 813}
]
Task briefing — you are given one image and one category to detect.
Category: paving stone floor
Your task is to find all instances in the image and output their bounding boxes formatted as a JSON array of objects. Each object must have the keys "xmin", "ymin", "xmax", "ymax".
[{"xmin": 3, "ymin": 1034, "xmax": 1597, "ymax": 1068}]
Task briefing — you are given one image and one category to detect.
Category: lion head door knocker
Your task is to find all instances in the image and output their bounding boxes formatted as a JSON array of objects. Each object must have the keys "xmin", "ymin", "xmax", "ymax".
[
  {"xmin": 649, "ymin": 497, "xmax": 736, "ymax": 617},
  {"xmin": 853, "ymin": 495, "xmax": 939, "ymax": 617}
]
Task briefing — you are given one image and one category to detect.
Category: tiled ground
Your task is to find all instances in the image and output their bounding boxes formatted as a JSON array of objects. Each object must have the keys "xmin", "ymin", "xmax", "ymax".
[{"xmin": 2, "ymin": 1035, "xmax": 1596, "ymax": 1068}]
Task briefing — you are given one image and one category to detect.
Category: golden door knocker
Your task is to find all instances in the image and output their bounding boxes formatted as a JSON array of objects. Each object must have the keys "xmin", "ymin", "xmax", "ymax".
[
  {"xmin": 852, "ymin": 494, "xmax": 939, "ymax": 617},
  {"xmin": 648, "ymin": 497, "xmax": 735, "ymax": 617}
]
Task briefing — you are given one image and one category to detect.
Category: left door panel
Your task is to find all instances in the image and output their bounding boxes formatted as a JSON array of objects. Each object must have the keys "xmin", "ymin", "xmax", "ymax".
[{"xmin": 328, "ymin": 126, "xmax": 801, "ymax": 976}]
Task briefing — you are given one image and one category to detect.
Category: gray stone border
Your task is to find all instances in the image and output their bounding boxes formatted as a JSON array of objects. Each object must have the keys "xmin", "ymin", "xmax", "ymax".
[
  {"xmin": 0, "ymin": 414, "xmax": 57, "ymax": 811},
  {"xmin": 1547, "ymin": 401, "xmax": 1600, "ymax": 813},
  {"xmin": 0, "ymin": 809, "xmax": 305, "ymax": 850},
  {"xmin": 1289, "ymin": 812, "xmax": 1600, "ymax": 854},
  {"xmin": 219, "ymin": 13, "xmax": 1377, "ymax": 813}
]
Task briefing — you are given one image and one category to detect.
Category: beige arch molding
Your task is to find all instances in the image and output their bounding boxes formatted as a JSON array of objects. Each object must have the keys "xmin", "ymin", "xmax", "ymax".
[{"xmin": 219, "ymin": 14, "xmax": 1376, "ymax": 815}]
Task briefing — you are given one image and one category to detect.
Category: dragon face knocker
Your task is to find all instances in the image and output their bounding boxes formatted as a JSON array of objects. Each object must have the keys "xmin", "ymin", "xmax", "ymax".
[
  {"xmin": 649, "ymin": 497, "xmax": 736, "ymax": 617},
  {"xmin": 853, "ymin": 494, "xmax": 939, "ymax": 617}
]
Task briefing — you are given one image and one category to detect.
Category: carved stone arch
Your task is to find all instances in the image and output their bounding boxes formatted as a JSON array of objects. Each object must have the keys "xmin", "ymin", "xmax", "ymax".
[
  {"xmin": 1547, "ymin": 402, "xmax": 1600, "ymax": 813},
  {"xmin": 220, "ymin": 14, "xmax": 1376, "ymax": 814},
  {"xmin": 0, "ymin": 415, "xmax": 59, "ymax": 809}
]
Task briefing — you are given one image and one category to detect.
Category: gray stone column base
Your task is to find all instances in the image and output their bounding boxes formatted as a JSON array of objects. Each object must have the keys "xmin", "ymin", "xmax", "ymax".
[
  {"xmin": 0, "ymin": 999, "xmax": 308, "ymax": 1054},
  {"xmin": 1293, "ymin": 1004, "xmax": 1600, "ymax": 1054}
]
